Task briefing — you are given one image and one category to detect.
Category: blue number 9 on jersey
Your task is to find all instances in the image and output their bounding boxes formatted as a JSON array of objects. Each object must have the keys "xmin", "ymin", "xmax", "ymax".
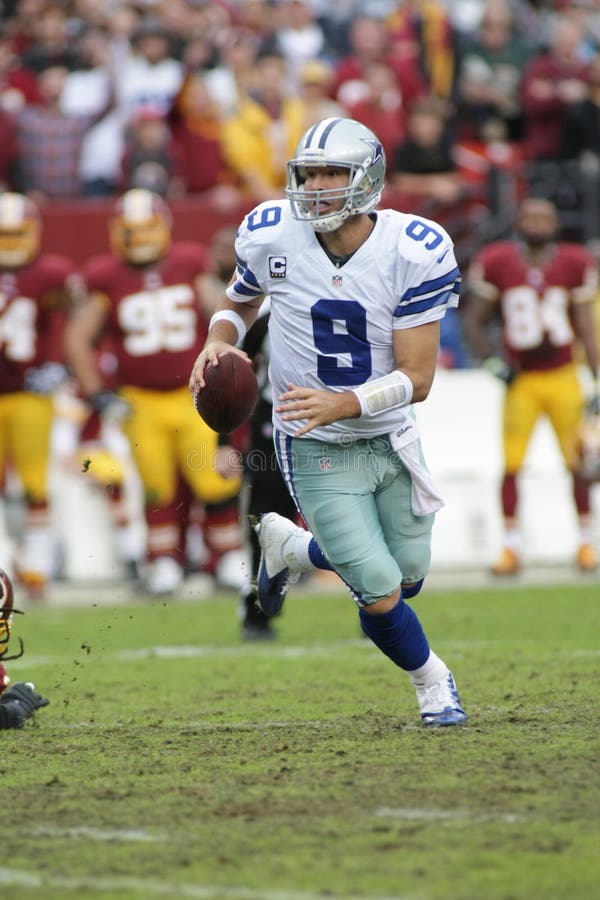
[{"xmin": 311, "ymin": 298, "xmax": 372, "ymax": 387}]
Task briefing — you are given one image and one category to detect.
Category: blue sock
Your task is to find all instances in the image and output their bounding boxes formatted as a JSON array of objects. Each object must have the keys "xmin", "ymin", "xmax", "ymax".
[
  {"xmin": 359, "ymin": 598, "xmax": 430, "ymax": 671},
  {"xmin": 308, "ymin": 537, "xmax": 334, "ymax": 571}
]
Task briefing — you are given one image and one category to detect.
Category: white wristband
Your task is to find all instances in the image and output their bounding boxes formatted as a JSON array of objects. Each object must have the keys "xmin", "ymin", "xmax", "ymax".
[
  {"xmin": 209, "ymin": 309, "xmax": 247, "ymax": 347},
  {"xmin": 352, "ymin": 370, "xmax": 414, "ymax": 417}
]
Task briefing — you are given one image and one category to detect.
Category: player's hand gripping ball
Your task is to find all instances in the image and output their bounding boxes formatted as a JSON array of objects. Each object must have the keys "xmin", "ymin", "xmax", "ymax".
[{"xmin": 194, "ymin": 352, "xmax": 258, "ymax": 434}]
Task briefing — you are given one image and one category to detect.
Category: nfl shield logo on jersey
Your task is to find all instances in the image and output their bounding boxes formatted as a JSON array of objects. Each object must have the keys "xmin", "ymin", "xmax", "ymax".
[
  {"xmin": 319, "ymin": 457, "xmax": 332, "ymax": 471},
  {"xmin": 332, "ymin": 274, "xmax": 343, "ymax": 288}
]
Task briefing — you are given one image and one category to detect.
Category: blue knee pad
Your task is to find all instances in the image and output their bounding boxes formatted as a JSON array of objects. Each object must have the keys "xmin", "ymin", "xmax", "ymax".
[{"xmin": 401, "ymin": 578, "xmax": 424, "ymax": 599}]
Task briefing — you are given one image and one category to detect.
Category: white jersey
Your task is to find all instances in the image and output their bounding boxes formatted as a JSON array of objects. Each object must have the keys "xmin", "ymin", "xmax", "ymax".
[{"xmin": 227, "ymin": 200, "xmax": 461, "ymax": 442}]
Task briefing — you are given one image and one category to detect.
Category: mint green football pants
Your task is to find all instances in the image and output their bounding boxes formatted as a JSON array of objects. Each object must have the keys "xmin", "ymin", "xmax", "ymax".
[{"xmin": 274, "ymin": 431, "xmax": 434, "ymax": 605}]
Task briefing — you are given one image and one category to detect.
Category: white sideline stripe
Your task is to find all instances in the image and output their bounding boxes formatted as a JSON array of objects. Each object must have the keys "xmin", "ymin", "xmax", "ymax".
[
  {"xmin": 9, "ymin": 640, "xmax": 373, "ymax": 669},
  {"xmin": 31, "ymin": 825, "xmax": 165, "ymax": 842},
  {"xmin": 117, "ymin": 640, "xmax": 370, "ymax": 660},
  {"xmin": 9, "ymin": 654, "xmax": 56, "ymax": 667},
  {"xmin": 0, "ymin": 869, "xmax": 407, "ymax": 900},
  {"xmin": 443, "ymin": 642, "xmax": 600, "ymax": 657},
  {"xmin": 376, "ymin": 807, "xmax": 526, "ymax": 824}
]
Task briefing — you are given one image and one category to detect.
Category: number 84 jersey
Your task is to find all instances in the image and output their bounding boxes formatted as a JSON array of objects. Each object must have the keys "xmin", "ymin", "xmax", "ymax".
[
  {"xmin": 468, "ymin": 240, "xmax": 598, "ymax": 372},
  {"xmin": 228, "ymin": 200, "xmax": 461, "ymax": 442}
]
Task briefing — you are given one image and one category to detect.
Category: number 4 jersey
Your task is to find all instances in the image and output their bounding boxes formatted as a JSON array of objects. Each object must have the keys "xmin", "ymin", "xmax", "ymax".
[
  {"xmin": 0, "ymin": 254, "xmax": 75, "ymax": 394},
  {"xmin": 227, "ymin": 200, "xmax": 461, "ymax": 442},
  {"xmin": 468, "ymin": 240, "xmax": 598, "ymax": 371}
]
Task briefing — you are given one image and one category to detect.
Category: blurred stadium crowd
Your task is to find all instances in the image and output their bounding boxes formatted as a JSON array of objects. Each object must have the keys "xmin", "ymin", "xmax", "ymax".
[
  {"xmin": 2, "ymin": 0, "xmax": 600, "ymax": 345},
  {"xmin": 0, "ymin": 0, "xmax": 600, "ymax": 613},
  {"xmin": 2, "ymin": 1, "xmax": 600, "ymax": 231}
]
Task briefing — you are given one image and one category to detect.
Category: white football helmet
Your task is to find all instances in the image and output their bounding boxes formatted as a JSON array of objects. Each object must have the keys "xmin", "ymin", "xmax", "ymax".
[
  {"xmin": 286, "ymin": 117, "xmax": 386, "ymax": 233},
  {"xmin": 109, "ymin": 188, "xmax": 172, "ymax": 265},
  {"xmin": 0, "ymin": 192, "xmax": 41, "ymax": 268}
]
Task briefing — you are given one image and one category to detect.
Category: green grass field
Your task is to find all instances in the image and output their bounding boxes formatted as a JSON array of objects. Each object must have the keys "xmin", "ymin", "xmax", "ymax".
[{"xmin": 3, "ymin": 578, "xmax": 599, "ymax": 900}]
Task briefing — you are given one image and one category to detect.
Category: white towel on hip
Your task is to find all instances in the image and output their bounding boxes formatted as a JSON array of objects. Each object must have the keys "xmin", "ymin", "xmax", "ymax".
[{"xmin": 389, "ymin": 422, "xmax": 445, "ymax": 517}]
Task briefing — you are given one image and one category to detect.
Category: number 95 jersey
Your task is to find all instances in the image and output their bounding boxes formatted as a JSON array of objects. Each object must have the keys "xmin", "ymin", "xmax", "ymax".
[
  {"xmin": 81, "ymin": 242, "xmax": 208, "ymax": 390},
  {"xmin": 227, "ymin": 200, "xmax": 461, "ymax": 442}
]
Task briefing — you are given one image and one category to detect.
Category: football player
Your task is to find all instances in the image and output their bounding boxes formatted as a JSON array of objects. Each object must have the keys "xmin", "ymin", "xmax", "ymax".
[
  {"xmin": 65, "ymin": 189, "xmax": 242, "ymax": 595},
  {"xmin": 0, "ymin": 192, "xmax": 75, "ymax": 597},
  {"xmin": 0, "ymin": 568, "xmax": 49, "ymax": 729},
  {"xmin": 466, "ymin": 197, "xmax": 600, "ymax": 574},
  {"xmin": 190, "ymin": 117, "xmax": 467, "ymax": 727}
]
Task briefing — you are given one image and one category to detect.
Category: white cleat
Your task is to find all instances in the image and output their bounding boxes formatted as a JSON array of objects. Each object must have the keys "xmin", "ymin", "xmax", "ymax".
[
  {"xmin": 215, "ymin": 548, "xmax": 250, "ymax": 591},
  {"xmin": 255, "ymin": 513, "xmax": 303, "ymax": 616},
  {"xmin": 415, "ymin": 671, "xmax": 467, "ymax": 727},
  {"xmin": 144, "ymin": 557, "xmax": 184, "ymax": 597}
]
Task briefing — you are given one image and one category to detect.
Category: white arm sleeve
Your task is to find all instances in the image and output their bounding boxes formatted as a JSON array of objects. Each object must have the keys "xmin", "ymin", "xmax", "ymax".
[
  {"xmin": 352, "ymin": 370, "xmax": 413, "ymax": 417},
  {"xmin": 209, "ymin": 309, "xmax": 247, "ymax": 347}
]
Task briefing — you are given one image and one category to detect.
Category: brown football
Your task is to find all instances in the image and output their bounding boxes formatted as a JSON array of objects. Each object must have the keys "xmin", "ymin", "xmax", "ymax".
[{"xmin": 193, "ymin": 352, "xmax": 258, "ymax": 434}]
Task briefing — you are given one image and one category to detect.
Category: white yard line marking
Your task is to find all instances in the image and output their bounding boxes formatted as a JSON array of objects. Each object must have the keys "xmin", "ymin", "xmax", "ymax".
[
  {"xmin": 376, "ymin": 807, "xmax": 526, "ymax": 824},
  {"xmin": 117, "ymin": 640, "xmax": 370, "ymax": 660},
  {"xmin": 0, "ymin": 869, "xmax": 408, "ymax": 900},
  {"xmin": 31, "ymin": 825, "xmax": 166, "ymax": 842},
  {"xmin": 8, "ymin": 640, "xmax": 373, "ymax": 669},
  {"xmin": 8, "ymin": 654, "xmax": 56, "ymax": 667}
]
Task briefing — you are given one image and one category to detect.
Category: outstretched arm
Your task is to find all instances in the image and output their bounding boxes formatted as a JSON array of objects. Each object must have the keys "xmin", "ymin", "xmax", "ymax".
[{"xmin": 64, "ymin": 293, "xmax": 107, "ymax": 398}]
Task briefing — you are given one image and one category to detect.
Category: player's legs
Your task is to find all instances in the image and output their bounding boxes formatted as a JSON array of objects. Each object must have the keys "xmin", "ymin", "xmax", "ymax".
[
  {"xmin": 267, "ymin": 432, "xmax": 466, "ymax": 726},
  {"xmin": 175, "ymin": 391, "xmax": 241, "ymax": 506},
  {"xmin": 121, "ymin": 386, "xmax": 180, "ymax": 507},
  {"xmin": 175, "ymin": 386, "xmax": 244, "ymax": 586},
  {"xmin": 493, "ymin": 372, "xmax": 543, "ymax": 574},
  {"xmin": 374, "ymin": 441, "xmax": 435, "ymax": 590},
  {"xmin": 276, "ymin": 434, "xmax": 434, "ymax": 602},
  {"xmin": 7, "ymin": 393, "xmax": 56, "ymax": 595},
  {"xmin": 120, "ymin": 386, "xmax": 182, "ymax": 593},
  {"xmin": 241, "ymin": 455, "xmax": 299, "ymax": 639},
  {"xmin": 544, "ymin": 363, "xmax": 597, "ymax": 571},
  {"xmin": 258, "ymin": 434, "xmax": 427, "ymax": 606},
  {"xmin": 276, "ymin": 436, "xmax": 400, "ymax": 601},
  {"xmin": 347, "ymin": 441, "xmax": 464, "ymax": 726},
  {"xmin": 203, "ymin": 498, "xmax": 246, "ymax": 587},
  {"xmin": 81, "ymin": 441, "xmax": 141, "ymax": 578},
  {"xmin": 80, "ymin": 411, "xmax": 142, "ymax": 579}
]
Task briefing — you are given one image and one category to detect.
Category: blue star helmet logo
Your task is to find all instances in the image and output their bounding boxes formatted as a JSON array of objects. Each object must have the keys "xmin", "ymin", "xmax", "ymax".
[{"xmin": 361, "ymin": 138, "xmax": 384, "ymax": 164}]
